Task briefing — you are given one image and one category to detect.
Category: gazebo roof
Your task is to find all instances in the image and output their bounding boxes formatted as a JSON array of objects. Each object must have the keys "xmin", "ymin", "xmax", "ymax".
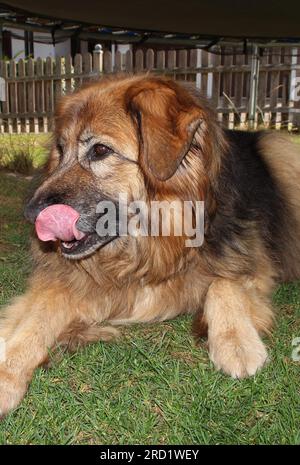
[{"xmin": 0, "ymin": 1, "xmax": 299, "ymax": 48}]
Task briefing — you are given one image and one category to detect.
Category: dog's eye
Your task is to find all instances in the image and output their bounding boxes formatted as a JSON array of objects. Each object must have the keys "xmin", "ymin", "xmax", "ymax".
[{"xmin": 90, "ymin": 144, "xmax": 113, "ymax": 160}]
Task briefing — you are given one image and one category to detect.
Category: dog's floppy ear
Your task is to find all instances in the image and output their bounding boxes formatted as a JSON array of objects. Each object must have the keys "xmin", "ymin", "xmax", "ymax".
[{"xmin": 125, "ymin": 78, "xmax": 203, "ymax": 181}]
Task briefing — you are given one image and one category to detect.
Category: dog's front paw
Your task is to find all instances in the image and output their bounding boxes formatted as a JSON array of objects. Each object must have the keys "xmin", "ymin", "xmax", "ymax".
[
  {"xmin": 0, "ymin": 369, "xmax": 27, "ymax": 417},
  {"xmin": 208, "ymin": 329, "xmax": 268, "ymax": 379}
]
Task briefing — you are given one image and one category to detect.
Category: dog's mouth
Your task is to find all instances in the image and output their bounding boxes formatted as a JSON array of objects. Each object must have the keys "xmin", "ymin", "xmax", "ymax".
[
  {"xmin": 60, "ymin": 232, "xmax": 116, "ymax": 259},
  {"xmin": 34, "ymin": 204, "xmax": 117, "ymax": 260}
]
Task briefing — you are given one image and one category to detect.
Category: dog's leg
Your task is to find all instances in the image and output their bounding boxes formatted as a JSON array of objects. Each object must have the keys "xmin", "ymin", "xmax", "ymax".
[
  {"xmin": 204, "ymin": 278, "xmax": 269, "ymax": 378},
  {"xmin": 54, "ymin": 321, "xmax": 120, "ymax": 352},
  {"xmin": 0, "ymin": 283, "xmax": 80, "ymax": 416}
]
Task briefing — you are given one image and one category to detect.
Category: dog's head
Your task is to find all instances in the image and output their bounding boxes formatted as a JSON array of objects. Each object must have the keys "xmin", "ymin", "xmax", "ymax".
[{"xmin": 25, "ymin": 75, "xmax": 224, "ymax": 260}]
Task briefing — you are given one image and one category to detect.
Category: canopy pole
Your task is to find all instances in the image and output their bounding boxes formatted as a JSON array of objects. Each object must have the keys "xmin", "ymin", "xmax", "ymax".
[{"xmin": 248, "ymin": 44, "xmax": 260, "ymax": 129}]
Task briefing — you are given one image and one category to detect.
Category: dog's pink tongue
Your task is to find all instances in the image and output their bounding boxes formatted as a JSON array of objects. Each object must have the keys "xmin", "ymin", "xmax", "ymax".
[{"xmin": 35, "ymin": 204, "xmax": 85, "ymax": 242}]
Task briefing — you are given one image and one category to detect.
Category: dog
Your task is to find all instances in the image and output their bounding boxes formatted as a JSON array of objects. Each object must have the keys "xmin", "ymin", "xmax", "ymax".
[{"xmin": 0, "ymin": 74, "xmax": 300, "ymax": 416}]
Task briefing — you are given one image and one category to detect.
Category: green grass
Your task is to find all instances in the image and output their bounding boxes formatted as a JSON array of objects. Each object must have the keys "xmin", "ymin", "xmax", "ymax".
[
  {"xmin": 0, "ymin": 133, "xmax": 50, "ymax": 174},
  {"xmin": 0, "ymin": 160, "xmax": 300, "ymax": 444}
]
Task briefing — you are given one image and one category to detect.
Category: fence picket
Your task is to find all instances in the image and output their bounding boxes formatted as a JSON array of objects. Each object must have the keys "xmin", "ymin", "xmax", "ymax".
[
  {"xmin": 146, "ymin": 49, "xmax": 155, "ymax": 70},
  {"xmin": 55, "ymin": 56, "xmax": 63, "ymax": 102},
  {"xmin": 74, "ymin": 53, "xmax": 83, "ymax": 89},
  {"xmin": 17, "ymin": 59, "xmax": 26, "ymax": 133},
  {"xmin": 9, "ymin": 59, "xmax": 17, "ymax": 133},
  {"xmin": 44, "ymin": 57, "xmax": 54, "ymax": 133},
  {"xmin": 210, "ymin": 52, "xmax": 221, "ymax": 108},
  {"xmin": 103, "ymin": 51, "xmax": 113, "ymax": 73},
  {"xmin": 135, "ymin": 50, "xmax": 144, "ymax": 72},
  {"xmin": 269, "ymin": 50, "xmax": 281, "ymax": 128},
  {"xmin": 36, "ymin": 57, "xmax": 46, "ymax": 132},
  {"xmin": 83, "ymin": 52, "xmax": 92, "ymax": 81},
  {"xmin": 200, "ymin": 51, "xmax": 209, "ymax": 98},
  {"xmin": 27, "ymin": 58, "xmax": 36, "ymax": 132},
  {"xmin": 157, "ymin": 50, "xmax": 166, "ymax": 72},
  {"xmin": 0, "ymin": 61, "xmax": 9, "ymax": 132},
  {"xmin": 115, "ymin": 51, "xmax": 122, "ymax": 72},
  {"xmin": 257, "ymin": 50, "xmax": 268, "ymax": 126},
  {"xmin": 177, "ymin": 49, "xmax": 188, "ymax": 81},
  {"xmin": 65, "ymin": 55, "xmax": 73, "ymax": 94},
  {"xmin": 125, "ymin": 50, "xmax": 133, "ymax": 72}
]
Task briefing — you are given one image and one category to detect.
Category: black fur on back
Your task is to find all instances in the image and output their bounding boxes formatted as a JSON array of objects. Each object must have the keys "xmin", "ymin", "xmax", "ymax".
[{"xmin": 206, "ymin": 130, "xmax": 286, "ymax": 267}]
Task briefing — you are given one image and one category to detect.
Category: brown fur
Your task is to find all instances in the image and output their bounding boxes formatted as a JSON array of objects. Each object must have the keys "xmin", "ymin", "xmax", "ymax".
[
  {"xmin": 0, "ymin": 74, "xmax": 299, "ymax": 416},
  {"xmin": 258, "ymin": 132, "xmax": 300, "ymax": 281}
]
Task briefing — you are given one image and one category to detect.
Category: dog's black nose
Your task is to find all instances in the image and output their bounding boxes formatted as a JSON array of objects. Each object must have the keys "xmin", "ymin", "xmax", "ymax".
[
  {"xmin": 24, "ymin": 199, "xmax": 43, "ymax": 224},
  {"xmin": 24, "ymin": 193, "xmax": 65, "ymax": 224}
]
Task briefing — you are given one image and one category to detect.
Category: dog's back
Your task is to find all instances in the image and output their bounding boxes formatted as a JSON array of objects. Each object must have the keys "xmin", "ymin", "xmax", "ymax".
[{"xmin": 256, "ymin": 132, "xmax": 300, "ymax": 281}]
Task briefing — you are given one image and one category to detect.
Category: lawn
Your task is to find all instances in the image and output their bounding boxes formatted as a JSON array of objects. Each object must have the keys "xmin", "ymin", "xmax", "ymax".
[{"xmin": 0, "ymin": 136, "xmax": 300, "ymax": 445}]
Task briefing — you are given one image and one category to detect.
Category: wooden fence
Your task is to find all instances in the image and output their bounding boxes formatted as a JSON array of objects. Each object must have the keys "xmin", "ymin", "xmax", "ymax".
[{"xmin": 0, "ymin": 46, "xmax": 300, "ymax": 133}]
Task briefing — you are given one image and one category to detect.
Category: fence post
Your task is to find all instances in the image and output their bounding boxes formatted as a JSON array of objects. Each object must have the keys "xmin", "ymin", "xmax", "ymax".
[
  {"xmin": 93, "ymin": 44, "xmax": 103, "ymax": 77},
  {"xmin": 248, "ymin": 44, "xmax": 260, "ymax": 129},
  {"xmin": 0, "ymin": 25, "xmax": 3, "ymax": 60}
]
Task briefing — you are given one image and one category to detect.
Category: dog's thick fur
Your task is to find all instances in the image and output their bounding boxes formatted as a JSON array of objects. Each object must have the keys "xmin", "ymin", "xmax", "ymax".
[{"xmin": 1, "ymin": 74, "xmax": 300, "ymax": 415}]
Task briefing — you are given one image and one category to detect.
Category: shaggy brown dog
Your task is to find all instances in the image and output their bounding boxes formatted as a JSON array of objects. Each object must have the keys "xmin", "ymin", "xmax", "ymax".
[{"xmin": 0, "ymin": 74, "xmax": 300, "ymax": 416}]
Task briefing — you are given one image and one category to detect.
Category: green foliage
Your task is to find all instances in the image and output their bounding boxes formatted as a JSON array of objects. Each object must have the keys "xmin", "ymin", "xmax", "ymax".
[{"xmin": 0, "ymin": 133, "xmax": 50, "ymax": 175}]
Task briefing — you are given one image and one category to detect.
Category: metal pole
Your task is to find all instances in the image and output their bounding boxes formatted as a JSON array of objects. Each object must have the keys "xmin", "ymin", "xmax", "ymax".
[
  {"xmin": 0, "ymin": 24, "xmax": 3, "ymax": 60},
  {"xmin": 93, "ymin": 43, "xmax": 103, "ymax": 74},
  {"xmin": 249, "ymin": 44, "xmax": 260, "ymax": 129}
]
